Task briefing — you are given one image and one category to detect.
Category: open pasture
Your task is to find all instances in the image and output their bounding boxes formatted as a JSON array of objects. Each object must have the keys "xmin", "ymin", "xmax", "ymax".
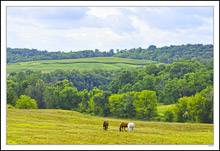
[
  {"xmin": 7, "ymin": 109, "xmax": 213, "ymax": 144},
  {"xmin": 6, "ymin": 57, "xmax": 160, "ymax": 74}
]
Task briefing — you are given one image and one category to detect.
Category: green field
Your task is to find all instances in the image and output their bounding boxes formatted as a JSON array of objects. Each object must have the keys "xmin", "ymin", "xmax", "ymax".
[
  {"xmin": 7, "ymin": 109, "xmax": 213, "ymax": 144},
  {"xmin": 157, "ymin": 104, "xmax": 176, "ymax": 116},
  {"xmin": 6, "ymin": 57, "xmax": 161, "ymax": 74}
]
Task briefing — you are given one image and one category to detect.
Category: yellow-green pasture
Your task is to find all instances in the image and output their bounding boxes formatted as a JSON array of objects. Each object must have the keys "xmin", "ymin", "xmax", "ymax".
[
  {"xmin": 7, "ymin": 109, "xmax": 213, "ymax": 144},
  {"xmin": 6, "ymin": 57, "xmax": 161, "ymax": 74},
  {"xmin": 157, "ymin": 104, "xmax": 176, "ymax": 116}
]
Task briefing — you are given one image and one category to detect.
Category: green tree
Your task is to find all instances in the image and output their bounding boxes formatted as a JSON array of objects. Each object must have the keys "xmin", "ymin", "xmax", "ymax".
[
  {"xmin": 16, "ymin": 71, "xmax": 26, "ymax": 83},
  {"xmin": 78, "ymin": 89, "xmax": 90, "ymax": 113},
  {"xmin": 119, "ymin": 83, "xmax": 132, "ymax": 94},
  {"xmin": 132, "ymin": 81, "xmax": 143, "ymax": 92},
  {"xmin": 120, "ymin": 93, "xmax": 136, "ymax": 118},
  {"xmin": 145, "ymin": 64, "xmax": 160, "ymax": 76},
  {"xmin": 178, "ymin": 79, "xmax": 190, "ymax": 97},
  {"xmin": 59, "ymin": 86, "xmax": 80, "ymax": 110},
  {"xmin": 188, "ymin": 87, "xmax": 213, "ymax": 123},
  {"xmin": 148, "ymin": 45, "xmax": 157, "ymax": 50},
  {"xmin": 118, "ymin": 70, "xmax": 133, "ymax": 87},
  {"xmin": 141, "ymin": 74, "xmax": 155, "ymax": 91},
  {"xmin": 90, "ymin": 87, "xmax": 101, "ymax": 97},
  {"xmin": 43, "ymin": 79, "xmax": 74, "ymax": 109},
  {"xmin": 18, "ymin": 80, "xmax": 29, "ymax": 96},
  {"xmin": 44, "ymin": 86, "xmax": 59, "ymax": 109},
  {"xmin": 55, "ymin": 79, "xmax": 73, "ymax": 89},
  {"xmin": 184, "ymin": 69, "xmax": 212, "ymax": 95},
  {"xmin": 109, "ymin": 94, "xmax": 123, "ymax": 117},
  {"xmin": 164, "ymin": 110, "xmax": 174, "ymax": 122},
  {"xmin": 174, "ymin": 86, "xmax": 213, "ymax": 123},
  {"xmin": 26, "ymin": 79, "xmax": 46, "ymax": 109},
  {"xmin": 184, "ymin": 73, "xmax": 197, "ymax": 95},
  {"xmin": 174, "ymin": 97, "xmax": 190, "ymax": 122},
  {"xmin": 7, "ymin": 90, "xmax": 18, "ymax": 106},
  {"xmin": 15, "ymin": 95, "xmax": 38, "ymax": 109},
  {"xmin": 27, "ymin": 73, "xmax": 38, "ymax": 86},
  {"xmin": 162, "ymin": 78, "xmax": 181, "ymax": 105},
  {"xmin": 200, "ymin": 86, "xmax": 213, "ymax": 122},
  {"xmin": 7, "ymin": 80, "xmax": 18, "ymax": 106},
  {"xmin": 7, "ymin": 80, "xmax": 18, "ymax": 94},
  {"xmin": 133, "ymin": 90, "xmax": 157, "ymax": 120},
  {"xmin": 86, "ymin": 98, "xmax": 94, "ymax": 114},
  {"xmin": 93, "ymin": 91, "xmax": 111, "ymax": 116},
  {"xmin": 109, "ymin": 80, "xmax": 120, "ymax": 94}
]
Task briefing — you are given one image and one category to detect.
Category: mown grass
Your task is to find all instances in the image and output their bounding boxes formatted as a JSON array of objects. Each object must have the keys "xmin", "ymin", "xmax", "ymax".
[
  {"xmin": 6, "ymin": 57, "xmax": 161, "ymax": 74},
  {"xmin": 7, "ymin": 109, "xmax": 213, "ymax": 144}
]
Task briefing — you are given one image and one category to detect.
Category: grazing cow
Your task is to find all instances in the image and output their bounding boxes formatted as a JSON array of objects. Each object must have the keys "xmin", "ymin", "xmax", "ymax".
[
  {"xmin": 103, "ymin": 121, "xmax": 109, "ymax": 130},
  {"xmin": 119, "ymin": 122, "xmax": 128, "ymax": 132},
  {"xmin": 128, "ymin": 122, "xmax": 135, "ymax": 132}
]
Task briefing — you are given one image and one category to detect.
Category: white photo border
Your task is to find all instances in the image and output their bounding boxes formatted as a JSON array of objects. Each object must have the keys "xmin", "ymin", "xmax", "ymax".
[{"xmin": 1, "ymin": 1, "xmax": 219, "ymax": 150}]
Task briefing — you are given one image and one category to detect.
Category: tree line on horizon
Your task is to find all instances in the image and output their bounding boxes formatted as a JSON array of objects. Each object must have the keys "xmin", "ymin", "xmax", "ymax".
[{"xmin": 7, "ymin": 44, "xmax": 213, "ymax": 64}]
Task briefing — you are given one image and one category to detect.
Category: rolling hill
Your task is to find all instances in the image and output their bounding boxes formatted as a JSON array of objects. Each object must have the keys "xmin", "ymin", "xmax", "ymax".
[
  {"xmin": 6, "ymin": 57, "xmax": 162, "ymax": 74},
  {"xmin": 7, "ymin": 109, "xmax": 213, "ymax": 144}
]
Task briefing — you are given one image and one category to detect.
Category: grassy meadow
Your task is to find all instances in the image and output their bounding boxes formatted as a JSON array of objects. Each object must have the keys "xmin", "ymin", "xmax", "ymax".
[
  {"xmin": 157, "ymin": 104, "xmax": 176, "ymax": 116},
  {"xmin": 7, "ymin": 109, "xmax": 213, "ymax": 144},
  {"xmin": 6, "ymin": 57, "xmax": 161, "ymax": 74}
]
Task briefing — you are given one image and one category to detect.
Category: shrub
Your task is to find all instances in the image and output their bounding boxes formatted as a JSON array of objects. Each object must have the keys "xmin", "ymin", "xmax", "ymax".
[
  {"xmin": 15, "ymin": 95, "xmax": 38, "ymax": 109},
  {"xmin": 164, "ymin": 110, "xmax": 174, "ymax": 122},
  {"xmin": 7, "ymin": 104, "xmax": 15, "ymax": 109}
]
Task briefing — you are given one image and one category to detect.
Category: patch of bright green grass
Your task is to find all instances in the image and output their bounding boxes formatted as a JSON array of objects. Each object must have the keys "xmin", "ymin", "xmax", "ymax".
[
  {"xmin": 7, "ymin": 109, "xmax": 213, "ymax": 144},
  {"xmin": 157, "ymin": 104, "xmax": 176, "ymax": 116},
  {"xmin": 6, "ymin": 57, "xmax": 162, "ymax": 74}
]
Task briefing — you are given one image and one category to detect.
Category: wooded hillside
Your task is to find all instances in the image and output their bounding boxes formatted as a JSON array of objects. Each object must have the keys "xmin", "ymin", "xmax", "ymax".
[{"xmin": 7, "ymin": 44, "xmax": 213, "ymax": 63}]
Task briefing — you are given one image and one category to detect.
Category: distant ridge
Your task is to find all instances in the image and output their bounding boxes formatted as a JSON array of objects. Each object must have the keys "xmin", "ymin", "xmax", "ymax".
[{"xmin": 7, "ymin": 44, "xmax": 213, "ymax": 64}]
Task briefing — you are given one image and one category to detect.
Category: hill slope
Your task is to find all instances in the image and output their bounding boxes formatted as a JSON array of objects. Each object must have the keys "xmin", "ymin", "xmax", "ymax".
[
  {"xmin": 7, "ymin": 57, "xmax": 161, "ymax": 74},
  {"xmin": 7, "ymin": 109, "xmax": 213, "ymax": 144}
]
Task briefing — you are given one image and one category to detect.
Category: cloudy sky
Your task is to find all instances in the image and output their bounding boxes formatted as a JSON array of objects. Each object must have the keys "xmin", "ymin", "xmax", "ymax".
[{"xmin": 7, "ymin": 7, "xmax": 213, "ymax": 52}]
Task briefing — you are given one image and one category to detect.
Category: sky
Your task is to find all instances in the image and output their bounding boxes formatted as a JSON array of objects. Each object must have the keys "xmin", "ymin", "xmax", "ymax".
[{"xmin": 7, "ymin": 7, "xmax": 213, "ymax": 52}]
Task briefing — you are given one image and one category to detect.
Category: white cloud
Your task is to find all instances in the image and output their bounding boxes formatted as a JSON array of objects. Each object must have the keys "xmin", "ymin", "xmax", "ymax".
[
  {"xmin": 126, "ymin": 7, "xmax": 136, "ymax": 13},
  {"xmin": 197, "ymin": 18, "xmax": 213, "ymax": 33},
  {"xmin": 86, "ymin": 7, "xmax": 122, "ymax": 18},
  {"xmin": 7, "ymin": 7, "xmax": 214, "ymax": 52},
  {"xmin": 7, "ymin": 15, "xmax": 47, "ymax": 29},
  {"xmin": 144, "ymin": 7, "xmax": 171, "ymax": 14},
  {"xmin": 67, "ymin": 27, "xmax": 125, "ymax": 50}
]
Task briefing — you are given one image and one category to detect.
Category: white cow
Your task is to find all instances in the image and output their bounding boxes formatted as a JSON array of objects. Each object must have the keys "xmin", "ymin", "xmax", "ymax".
[{"xmin": 128, "ymin": 122, "xmax": 135, "ymax": 132}]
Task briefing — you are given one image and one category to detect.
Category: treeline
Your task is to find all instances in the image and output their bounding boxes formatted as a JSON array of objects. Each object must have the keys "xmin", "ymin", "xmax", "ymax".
[
  {"xmin": 8, "ymin": 68, "xmax": 121, "ymax": 93},
  {"xmin": 7, "ymin": 79, "xmax": 213, "ymax": 123},
  {"xmin": 114, "ymin": 44, "xmax": 213, "ymax": 63},
  {"xmin": 7, "ymin": 59, "xmax": 213, "ymax": 123},
  {"xmin": 7, "ymin": 48, "xmax": 114, "ymax": 63},
  {"xmin": 7, "ymin": 44, "xmax": 213, "ymax": 63}
]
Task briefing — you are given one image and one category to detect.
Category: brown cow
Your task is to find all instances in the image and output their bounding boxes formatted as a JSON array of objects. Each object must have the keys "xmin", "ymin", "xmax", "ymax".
[
  {"xmin": 103, "ymin": 121, "xmax": 109, "ymax": 130},
  {"xmin": 119, "ymin": 122, "xmax": 128, "ymax": 132}
]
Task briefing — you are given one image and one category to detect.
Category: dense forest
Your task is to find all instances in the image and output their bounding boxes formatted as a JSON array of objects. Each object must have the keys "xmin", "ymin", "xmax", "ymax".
[
  {"xmin": 7, "ymin": 59, "xmax": 213, "ymax": 123},
  {"xmin": 7, "ymin": 44, "xmax": 213, "ymax": 64}
]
